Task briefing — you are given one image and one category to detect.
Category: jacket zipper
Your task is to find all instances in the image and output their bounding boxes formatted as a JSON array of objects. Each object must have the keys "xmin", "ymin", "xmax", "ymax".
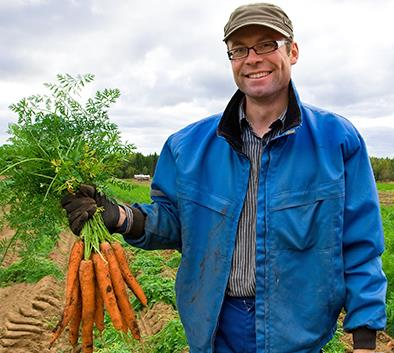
[
  {"xmin": 210, "ymin": 150, "xmax": 251, "ymax": 352},
  {"xmin": 263, "ymin": 145, "xmax": 271, "ymax": 353},
  {"xmin": 261, "ymin": 130, "xmax": 297, "ymax": 353}
]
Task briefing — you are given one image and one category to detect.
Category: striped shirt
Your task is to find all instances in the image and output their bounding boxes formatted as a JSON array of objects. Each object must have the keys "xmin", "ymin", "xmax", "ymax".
[{"xmin": 226, "ymin": 100, "xmax": 287, "ymax": 297}]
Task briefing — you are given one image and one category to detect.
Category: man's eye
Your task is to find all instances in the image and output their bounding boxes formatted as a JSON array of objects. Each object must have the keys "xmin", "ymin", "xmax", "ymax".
[
  {"xmin": 232, "ymin": 48, "xmax": 246, "ymax": 55},
  {"xmin": 256, "ymin": 42, "xmax": 275, "ymax": 50}
]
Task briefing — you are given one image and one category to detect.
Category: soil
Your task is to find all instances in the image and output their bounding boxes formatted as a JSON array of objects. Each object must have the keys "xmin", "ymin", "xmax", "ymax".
[
  {"xmin": 0, "ymin": 231, "xmax": 75, "ymax": 353},
  {"xmin": 340, "ymin": 330, "xmax": 394, "ymax": 352},
  {"xmin": 0, "ymin": 226, "xmax": 17, "ymax": 267},
  {"xmin": 379, "ymin": 191, "xmax": 394, "ymax": 206},
  {"xmin": 0, "ymin": 230, "xmax": 179, "ymax": 353},
  {"xmin": 0, "ymin": 229, "xmax": 393, "ymax": 353}
]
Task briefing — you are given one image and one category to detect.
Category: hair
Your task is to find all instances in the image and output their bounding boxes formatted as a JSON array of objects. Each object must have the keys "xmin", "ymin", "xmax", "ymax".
[{"xmin": 285, "ymin": 41, "xmax": 292, "ymax": 55}]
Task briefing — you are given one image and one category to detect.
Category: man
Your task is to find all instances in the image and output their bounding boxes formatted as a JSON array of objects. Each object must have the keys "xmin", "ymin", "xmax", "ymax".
[{"xmin": 62, "ymin": 3, "xmax": 387, "ymax": 353}]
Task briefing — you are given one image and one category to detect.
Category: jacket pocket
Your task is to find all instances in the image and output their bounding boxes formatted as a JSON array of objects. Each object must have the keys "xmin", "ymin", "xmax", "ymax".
[
  {"xmin": 268, "ymin": 181, "xmax": 344, "ymax": 250},
  {"xmin": 269, "ymin": 247, "xmax": 344, "ymax": 350},
  {"xmin": 176, "ymin": 177, "xmax": 236, "ymax": 218},
  {"xmin": 175, "ymin": 177, "xmax": 236, "ymax": 253}
]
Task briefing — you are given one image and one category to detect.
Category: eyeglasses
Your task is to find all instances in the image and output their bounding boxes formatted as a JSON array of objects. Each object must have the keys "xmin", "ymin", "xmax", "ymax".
[{"xmin": 227, "ymin": 39, "xmax": 289, "ymax": 60}]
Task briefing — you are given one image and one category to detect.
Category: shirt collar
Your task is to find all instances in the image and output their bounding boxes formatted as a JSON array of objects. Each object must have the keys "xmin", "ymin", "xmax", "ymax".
[
  {"xmin": 238, "ymin": 97, "xmax": 287, "ymax": 131},
  {"xmin": 217, "ymin": 81, "xmax": 302, "ymax": 152}
]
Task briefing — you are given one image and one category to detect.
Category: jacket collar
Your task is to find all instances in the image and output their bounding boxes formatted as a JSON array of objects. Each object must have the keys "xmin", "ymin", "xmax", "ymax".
[{"xmin": 217, "ymin": 80, "xmax": 302, "ymax": 152}]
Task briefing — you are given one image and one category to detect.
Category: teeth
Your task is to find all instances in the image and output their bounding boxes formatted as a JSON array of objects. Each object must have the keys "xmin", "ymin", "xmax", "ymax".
[{"xmin": 248, "ymin": 72, "xmax": 270, "ymax": 79}]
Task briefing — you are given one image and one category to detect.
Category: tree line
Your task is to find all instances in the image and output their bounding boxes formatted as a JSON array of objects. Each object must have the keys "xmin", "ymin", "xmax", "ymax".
[
  {"xmin": 116, "ymin": 152, "xmax": 159, "ymax": 179},
  {"xmin": 370, "ymin": 157, "xmax": 394, "ymax": 182},
  {"xmin": 1, "ymin": 144, "xmax": 391, "ymax": 182},
  {"xmin": 118, "ymin": 154, "xmax": 394, "ymax": 182}
]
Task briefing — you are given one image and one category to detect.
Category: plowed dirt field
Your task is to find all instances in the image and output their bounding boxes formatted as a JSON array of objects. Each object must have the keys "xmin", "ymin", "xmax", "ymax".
[{"xmin": 0, "ymin": 231, "xmax": 178, "ymax": 353}]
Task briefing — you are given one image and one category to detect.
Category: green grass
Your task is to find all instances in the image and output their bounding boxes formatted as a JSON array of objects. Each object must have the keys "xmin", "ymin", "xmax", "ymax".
[
  {"xmin": 127, "ymin": 249, "xmax": 178, "ymax": 310},
  {"xmin": 382, "ymin": 205, "xmax": 394, "ymax": 336},
  {"xmin": 0, "ymin": 256, "xmax": 63, "ymax": 286},
  {"xmin": 94, "ymin": 318, "xmax": 188, "ymax": 353},
  {"xmin": 106, "ymin": 180, "xmax": 151, "ymax": 204},
  {"xmin": 387, "ymin": 291, "xmax": 394, "ymax": 337},
  {"xmin": 322, "ymin": 326, "xmax": 346, "ymax": 353},
  {"xmin": 382, "ymin": 206, "xmax": 394, "ymax": 291},
  {"xmin": 0, "ymin": 194, "xmax": 64, "ymax": 286},
  {"xmin": 145, "ymin": 319, "xmax": 188, "ymax": 353},
  {"xmin": 377, "ymin": 182, "xmax": 394, "ymax": 191}
]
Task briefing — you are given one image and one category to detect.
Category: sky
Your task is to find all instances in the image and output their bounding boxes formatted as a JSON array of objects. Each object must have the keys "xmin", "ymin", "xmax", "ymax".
[{"xmin": 1, "ymin": 0, "xmax": 393, "ymax": 157}]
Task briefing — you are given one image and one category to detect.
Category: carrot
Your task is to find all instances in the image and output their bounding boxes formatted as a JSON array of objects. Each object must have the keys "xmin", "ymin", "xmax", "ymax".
[
  {"xmin": 50, "ymin": 281, "xmax": 80, "ymax": 347},
  {"xmin": 69, "ymin": 285, "xmax": 82, "ymax": 347},
  {"xmin": 91, "ymin": 252, "xmax": 123, "ymax": 331},
  {"xmin": 65, "ymin": 240, "xmax": 84, "ymax": 301},
  {"xmin": 79, "ymin": 259, "xmax": 95, "ymax": 353},
  {"xmin": 49, "ymin": 241, "xmax": 83, "ymax": 348},
  {"xmin": 101, "ymin": 242, "xmax": 141, "ymax": 339},
  {"xmin": 111, "ymin": 241, "xmax": 148, "ymax": 306},
  {"xmin": 94, "ymin": 278, "xmax": 105, "ymax": 333}
]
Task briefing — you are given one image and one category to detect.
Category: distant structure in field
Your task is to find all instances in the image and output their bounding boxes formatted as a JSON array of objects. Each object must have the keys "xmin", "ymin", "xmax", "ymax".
[{"xmin": 134, "ymin": 174, "xmax": 150, "ymax": 181}]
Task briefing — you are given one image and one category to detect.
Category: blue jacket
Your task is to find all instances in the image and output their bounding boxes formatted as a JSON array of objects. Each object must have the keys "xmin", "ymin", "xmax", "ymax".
[{"xmin": 127, "ymin": 81, "xmax": 387, "ymax": 353}]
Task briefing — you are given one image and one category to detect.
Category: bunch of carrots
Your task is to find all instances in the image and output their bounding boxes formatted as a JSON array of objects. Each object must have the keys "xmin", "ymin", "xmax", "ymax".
[
  {"xmin": 49, "ymin": 213, "xmax": 147, "ymax": 353},
  {"xmin": 0, "ymin": 75, "xmax": 146, "ymax": 352}
]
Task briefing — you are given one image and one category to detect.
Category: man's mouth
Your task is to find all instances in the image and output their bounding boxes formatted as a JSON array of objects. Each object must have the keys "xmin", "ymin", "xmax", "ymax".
[{"xmin": 246, "ymin": 71, "xmax": 271, "ymax": 79}]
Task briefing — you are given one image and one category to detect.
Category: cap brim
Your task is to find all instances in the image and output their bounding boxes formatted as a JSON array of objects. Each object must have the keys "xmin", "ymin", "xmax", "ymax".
[{"xmin": 223, "ymin": 21, "xmax": 291, "ymax": 41}]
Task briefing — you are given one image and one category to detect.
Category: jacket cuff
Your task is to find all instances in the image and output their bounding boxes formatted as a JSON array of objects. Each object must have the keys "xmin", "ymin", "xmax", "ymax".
[
  {"xmin": 352, "ymin": 327, "xmax": 376, "ymax": 350},
  {"xmin": 119, "ymin": 206, "xmax": 145, "ymax": 240}
]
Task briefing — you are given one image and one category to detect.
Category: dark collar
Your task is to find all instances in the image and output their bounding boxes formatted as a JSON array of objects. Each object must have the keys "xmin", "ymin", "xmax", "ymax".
[
  {"xmin": 239, "ymin": 99, "xmax": 287, "ymax": 133},
  {"xmin": 217, "ymin": 82, "xmax": 301, "ymax": 152}
]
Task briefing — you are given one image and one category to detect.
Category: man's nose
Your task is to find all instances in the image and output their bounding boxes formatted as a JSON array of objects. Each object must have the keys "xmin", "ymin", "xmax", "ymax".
[{"xmin": 245, "ymin": 48, "xmax": 263, "ymax": 63}]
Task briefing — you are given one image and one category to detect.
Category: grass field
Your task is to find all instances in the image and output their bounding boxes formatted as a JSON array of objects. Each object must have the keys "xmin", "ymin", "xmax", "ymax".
[
  {"xmin": 378, "ymin": 182, "xmax": 394, "ymax": 191},
  {"xmin": 107, "ymin": 180, "xmax": 152, "ymax": 204}
]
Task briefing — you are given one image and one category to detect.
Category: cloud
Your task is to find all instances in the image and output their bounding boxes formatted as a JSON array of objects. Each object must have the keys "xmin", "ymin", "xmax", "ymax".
[
  {"xmin": 290, "ymin": 0, "xmax": 394, "ymax": 113},
  {"xmin": 358, "ymin": 127, "xmax": 394, "ymax": 158},
  {"xmin": 0, "ymin": 0, "xmax": 393, "ymax": 156}
]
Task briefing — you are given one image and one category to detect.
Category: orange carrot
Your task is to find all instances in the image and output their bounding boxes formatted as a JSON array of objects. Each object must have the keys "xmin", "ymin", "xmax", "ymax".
[
  {"xmin": 65, "ymin": 240, "xmax": 84, "ymax": 300},
  {"xmin": 50, "ymin": 281, "xmax": 80, "ymax": 347},
  {"xmin": 101, "ymin": 242, "xmax": 141, "ymax": 339},
  {"xmin": 69, "ymin": 285, "xmax": 82, "ymax": 347},
  {"xmin": 94, "ymin": 278, "xmax": 105, "ymax": 333},
  {"xmin": 111, "ymin": 241, "xmax": 148, "ymax": 306},
  {"xmin": 79, "ymin": 259, "xmax": 95, "ymax": 353},
  {"xmin": 91, "ymin": 252, "xmax": 123, "ymax": 331},
  {"xmin": 49, "ymin": 240, "xmax": 83, "ymax": 348}
]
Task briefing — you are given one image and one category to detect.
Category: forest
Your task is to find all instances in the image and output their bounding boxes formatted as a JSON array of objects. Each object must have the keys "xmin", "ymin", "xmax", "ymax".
[{"xmin": 122, "ymin": 153, "xmax": 394, "ymax": 182}]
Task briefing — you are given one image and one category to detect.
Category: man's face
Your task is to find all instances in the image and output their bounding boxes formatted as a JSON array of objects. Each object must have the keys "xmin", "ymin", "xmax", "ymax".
[{"xmin": 226, "ymin": 25, "xmax": 299, "ymax": 103}]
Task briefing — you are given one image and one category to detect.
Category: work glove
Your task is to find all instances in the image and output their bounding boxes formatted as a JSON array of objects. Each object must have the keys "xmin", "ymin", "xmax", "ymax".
[{"xmin": 61, "ymin": 184, "xmax": 120, "ymax": 235}]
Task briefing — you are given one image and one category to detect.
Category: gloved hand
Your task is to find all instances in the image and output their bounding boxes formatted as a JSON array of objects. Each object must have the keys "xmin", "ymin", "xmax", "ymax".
[{"xmin": 61, "ymin": 184, "xmax": 120, "ymax": 235}]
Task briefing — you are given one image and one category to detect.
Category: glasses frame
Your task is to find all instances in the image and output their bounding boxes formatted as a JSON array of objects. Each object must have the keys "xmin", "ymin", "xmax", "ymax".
[{"xmin": 227, "ymin": 39, "xmax": 289, "ymax": 60}]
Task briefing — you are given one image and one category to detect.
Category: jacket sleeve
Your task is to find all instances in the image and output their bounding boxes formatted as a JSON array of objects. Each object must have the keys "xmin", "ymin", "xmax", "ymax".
[
  {"xmin": 342, "ymin": 128, "xmax": 387, "ymax": 333},
  {"xmin": 124, "ymin": 138, "xmax": 182, "ymax": 251}
]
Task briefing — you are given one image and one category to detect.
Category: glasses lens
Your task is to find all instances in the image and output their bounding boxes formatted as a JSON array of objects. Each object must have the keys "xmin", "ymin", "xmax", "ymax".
[
  {"xmin": 229, "ymin": 47, "xmax": 248, "ymax": 59},
  {"xmin": 254, "ymin": 41, "xmax": 278, "ymax": 54},
  {"xmin": 228, "ymin": 40, "xmax": 286, "ymax": 60}
]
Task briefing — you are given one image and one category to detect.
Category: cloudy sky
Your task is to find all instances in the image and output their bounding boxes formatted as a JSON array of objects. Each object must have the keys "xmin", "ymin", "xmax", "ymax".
[{"xmin": 1, "ymin": 0, "xmax": 393, "ymax": 157}]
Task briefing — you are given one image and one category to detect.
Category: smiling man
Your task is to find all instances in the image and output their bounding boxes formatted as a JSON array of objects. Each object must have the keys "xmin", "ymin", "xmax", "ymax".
[
  {"xmin": 226, "ymin": 23, "xmax": 298, "ymax": 138},
  {"xmin": 62, "ymin": 3, "xmax": 387, "ymax": 353},
  {"xmin": 215, "ymin": 4, "xmax": 386, "ymax": 352}
]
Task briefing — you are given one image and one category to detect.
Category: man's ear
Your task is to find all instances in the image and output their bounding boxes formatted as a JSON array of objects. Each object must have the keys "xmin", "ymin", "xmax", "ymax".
[{"xmin": 290, "ymin": 41, "xmax": 299, "ymax": 65}]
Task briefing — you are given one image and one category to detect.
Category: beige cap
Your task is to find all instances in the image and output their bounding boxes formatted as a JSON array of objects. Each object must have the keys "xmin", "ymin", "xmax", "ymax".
[{"xmin": 223, "ymin": 3, "xmax": 294, "ymax": 41}]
